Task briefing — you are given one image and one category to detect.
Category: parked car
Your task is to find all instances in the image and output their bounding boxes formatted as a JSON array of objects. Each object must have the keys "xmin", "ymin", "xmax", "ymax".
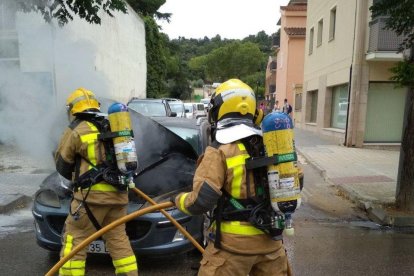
[
  {"xmin": 184, "ymin": 103, "xmax": 195, "ymax": 119},
  {"xmin": 163, "ymin": 98, "xmax": 186, "ymax": 118},
  {"xmin": 126, "ymin": 98, "xmax": 177, "ymax": 117},
  {"xmin": 200, "ymin": 98, "xmax": 211, "ymax": 111},
  {"xmin": 32, "ymin": 109, "xmax": 212, "ymax": 257},
  {"xmin": 185, "ymin": 102, "xmax": 207, "ymax": 119}
]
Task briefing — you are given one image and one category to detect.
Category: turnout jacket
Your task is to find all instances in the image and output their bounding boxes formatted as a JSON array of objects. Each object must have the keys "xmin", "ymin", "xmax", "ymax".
[
  {"xmin": 175, "ymin": 141, "xmax": 283, "ymax": 255},
  {"xmin": 55, "ymin": 119, "xmax": 128, "ymax": 205}
]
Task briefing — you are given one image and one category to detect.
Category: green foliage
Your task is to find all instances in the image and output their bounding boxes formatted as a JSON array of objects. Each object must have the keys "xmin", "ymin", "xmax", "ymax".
[
  {"xmin": 370, "ymin": 0, "xmax": 414, "ymax": 88},
  {"xmin": 144, "ymin": 16, "xmax": 167, "ymax": 98},
  {"xmin": 14, "ymin": 0, "xmax": 128, "ymax": 26},
  {"xmin": 200, "ymin": 42, "xmax": 264, "ymax": 82},
  {"xmin": 390, "ymin": 60, "xmax": 414, "ymax": 86},
  {"xmin": 13, "ymin": 0, "xmax": 169, "ymax": 26}
]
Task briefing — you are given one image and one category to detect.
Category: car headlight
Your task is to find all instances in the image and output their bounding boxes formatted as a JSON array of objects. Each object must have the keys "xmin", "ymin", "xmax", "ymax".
[{"xmin": 35, "ymin": 189, "xmax": 61, "ymax": 208}]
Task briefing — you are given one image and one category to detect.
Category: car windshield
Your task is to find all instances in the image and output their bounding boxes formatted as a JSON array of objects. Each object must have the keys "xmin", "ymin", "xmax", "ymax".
[
  {"xmin": 127, "ymin": 101, "xmax": 166, "ymax": 116},
  {"xmin": 169, "ymin": 102, "xmax": 184, "ymax": 113},
  {"xmin": 164, "ymin": 126, "xmax": 199, "ymax": 153},
  {"xmin": 184, "ymin": 104, "xmax": 193, "ymax": 112}
]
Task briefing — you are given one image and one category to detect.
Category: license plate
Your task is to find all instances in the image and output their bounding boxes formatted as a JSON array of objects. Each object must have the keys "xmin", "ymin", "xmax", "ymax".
[{"xmin": 87, "ymin": 240, "xmax": 109, "ymax": 254}]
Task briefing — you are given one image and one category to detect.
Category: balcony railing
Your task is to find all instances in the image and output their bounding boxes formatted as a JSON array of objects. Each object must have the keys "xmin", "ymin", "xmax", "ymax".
[{"xmin": 368, "ymin": 17, "xmax": 404, "ymax": 52}]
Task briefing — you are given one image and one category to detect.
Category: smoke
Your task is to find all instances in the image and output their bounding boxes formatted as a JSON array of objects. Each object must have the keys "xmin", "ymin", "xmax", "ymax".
[{"xmin": 0, "ymin": 3, "xmax": 110, "ymax": 169}]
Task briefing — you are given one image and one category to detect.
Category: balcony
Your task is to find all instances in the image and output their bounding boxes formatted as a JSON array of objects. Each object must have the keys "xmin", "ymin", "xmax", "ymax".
[{"xmin": 366, "ymin": 17, "xmax": 404, "ymax": 61}]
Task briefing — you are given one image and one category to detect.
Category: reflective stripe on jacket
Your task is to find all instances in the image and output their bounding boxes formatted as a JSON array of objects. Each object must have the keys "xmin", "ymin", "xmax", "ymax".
[
  {"xmin": 55, "ymin": 119, "xmax": 127, "ymax": 205},
  {"xmin": 175, "ymin": 141, "xmax": 282, "ymax": 254}
]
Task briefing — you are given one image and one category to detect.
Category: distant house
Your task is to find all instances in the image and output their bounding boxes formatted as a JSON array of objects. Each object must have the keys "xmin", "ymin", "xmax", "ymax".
[
  {"xmin": 273, "ymin": 0, "xmax": 307, "ymax": 124},
  {"xmin": 0, "ymin": 2, "xmax": 146, "ymax": 106}
]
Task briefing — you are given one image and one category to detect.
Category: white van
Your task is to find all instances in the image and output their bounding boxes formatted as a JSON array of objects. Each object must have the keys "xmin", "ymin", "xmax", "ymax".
[
  {"xmin": 200, "ymin": 98, "xmax": 211, "ymax": 110},
  {"xmin": 185, "ymin": 102, "xmax": 207, "ymax": 119}
]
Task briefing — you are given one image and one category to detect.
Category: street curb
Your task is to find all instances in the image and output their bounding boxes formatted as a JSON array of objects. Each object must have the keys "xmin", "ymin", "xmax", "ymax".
[
  {"xmin": 296, "ymin": 149, "xmax": 327, "ymax": 180},
  {"xmin": 0, "ymin": 194, "xmax": 32, "ymax": 214},
  {"xmin": 297, "ymin": 148, "xmax": 414, "ymax": 228}
]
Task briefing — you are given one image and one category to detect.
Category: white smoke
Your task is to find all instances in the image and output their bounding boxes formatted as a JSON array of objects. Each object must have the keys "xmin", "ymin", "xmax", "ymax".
[{"xmin": 0, "ymin": 3, "xmax": 110, "ymax": 169}]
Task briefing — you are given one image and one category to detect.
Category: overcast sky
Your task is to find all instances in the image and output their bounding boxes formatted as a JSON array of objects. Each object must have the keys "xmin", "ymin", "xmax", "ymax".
[{"xmin": 157, "ymin": 0, "xmax": 290, "ymax": 40}]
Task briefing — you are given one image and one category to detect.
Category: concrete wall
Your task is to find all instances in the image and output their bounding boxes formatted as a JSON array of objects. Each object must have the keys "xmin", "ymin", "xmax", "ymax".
[{"xmin": 16, "ymin": 5, "xmax": 146, "ymax": 106}]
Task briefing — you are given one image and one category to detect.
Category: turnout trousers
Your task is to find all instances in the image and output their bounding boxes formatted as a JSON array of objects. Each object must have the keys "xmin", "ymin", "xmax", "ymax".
[
  {"xmin": 198, "ymin": 243, "xmax": 288, "ymax": 276},
  {"xmin": 59, "ymin": 201, "xmax": 138, "ymax": 276}
]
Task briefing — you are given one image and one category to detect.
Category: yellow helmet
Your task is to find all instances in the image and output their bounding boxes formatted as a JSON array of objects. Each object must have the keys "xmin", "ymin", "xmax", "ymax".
[
  {"xmin": 208, "ymin": 79, "xmax": 256, "ymax": 124},
  {"xmin": 66, "ymin": 88, "xmax": 100, "ymax": 116}
]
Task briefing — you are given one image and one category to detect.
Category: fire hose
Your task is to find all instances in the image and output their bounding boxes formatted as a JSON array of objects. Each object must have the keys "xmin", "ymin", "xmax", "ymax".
[
  {"xmin": 45, "ymin": 202, "xmax": 173, "ymax": 276},
  {"xmin": 45, "ymin": 188, "xmax": 292, "ymax": 275}
]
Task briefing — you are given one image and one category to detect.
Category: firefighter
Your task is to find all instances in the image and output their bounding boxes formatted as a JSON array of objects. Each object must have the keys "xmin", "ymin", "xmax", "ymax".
[
  {"xmin": 55, "ymin": 88, "xmax": 138, "ymax": 276},
  {"xmin": 173, "ymin": 79, "xmax": 288, "ymax": 275}
]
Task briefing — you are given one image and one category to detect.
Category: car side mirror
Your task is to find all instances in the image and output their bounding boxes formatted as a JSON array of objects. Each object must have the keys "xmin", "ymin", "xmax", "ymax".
[{"xmin": 170, "ymin": 112, "xmax": 177, "ymax": 117}]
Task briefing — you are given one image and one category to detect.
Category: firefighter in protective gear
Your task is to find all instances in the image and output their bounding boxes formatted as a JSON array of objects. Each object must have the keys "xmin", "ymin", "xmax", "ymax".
[
  {"xmin": 174, "ymin": 79, "xmax": 288, "ymax": 275},
  {"xmin": 55, "ymin": 88, "xmax": 138, "ymax": 276}
]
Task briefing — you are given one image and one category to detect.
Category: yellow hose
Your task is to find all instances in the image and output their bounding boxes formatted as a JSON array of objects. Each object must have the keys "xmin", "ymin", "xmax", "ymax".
[
  {"xmin": 132, "ymin": 187, "xmax": 205, "ymax": 254},
  {"xmin": 45, "ymin": 202, "xmax": 173, "ymax": 276}
]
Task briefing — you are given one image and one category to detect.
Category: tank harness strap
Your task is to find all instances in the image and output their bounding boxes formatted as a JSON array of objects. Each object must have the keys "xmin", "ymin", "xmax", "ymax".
[
  {"xmin": 214, "ymin": 195, "xmax": 224, "ymax": 249},
  {"xmin": 245, "ymin": 152, "xmax": 297, "ymax": 170}
]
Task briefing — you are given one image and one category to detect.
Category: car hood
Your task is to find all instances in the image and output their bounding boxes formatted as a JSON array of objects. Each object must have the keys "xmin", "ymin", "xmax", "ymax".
[
  {"xmin": 130, "ymin": 110, "xmax": 198, "ymax": 197},
  {"xmin": 41, "ymin": 109, "xmax": 198, "ymax": 199}
]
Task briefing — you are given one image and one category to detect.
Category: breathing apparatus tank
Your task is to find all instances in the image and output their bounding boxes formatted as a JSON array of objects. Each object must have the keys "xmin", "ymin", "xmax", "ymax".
[
  {"xmin": 107, "ymin": 103, "xmax": 138, "ymax": 188},
  {"xmin": 261, "ymin": 112, "xmax": 301, "ymax": 236}
]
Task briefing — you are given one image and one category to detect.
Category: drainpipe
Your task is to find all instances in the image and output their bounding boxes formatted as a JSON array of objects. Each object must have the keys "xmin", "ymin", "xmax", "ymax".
[{"xmin": 343, "ymin": 65, "xmax": 352, "ymax": 146}]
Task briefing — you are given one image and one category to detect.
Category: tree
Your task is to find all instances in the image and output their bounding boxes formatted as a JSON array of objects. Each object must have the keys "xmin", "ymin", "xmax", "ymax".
[
  {"xmin": 194, "ymin": 42, "xmax": 264, "ymax": 82},
  {"xmin": 370, "ymin": 0, "xmax": 414, "ymax": 211},
  {"xmin": 13, "ymin": 0, "xmax": 170, "ymax": 26}
]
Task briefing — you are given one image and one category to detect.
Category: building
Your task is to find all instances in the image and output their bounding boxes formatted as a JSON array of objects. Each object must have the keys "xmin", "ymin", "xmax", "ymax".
[
  {"xmin": 301, "ymin": 0, "xmax": 405, "ymax": 147},
  {"xmin": 273, "ymin": 0, "xmax": 307, "ymax": 123},
  {"xmin": 0, "ymin": 2, "xmax": 146, "ymax": 106},
  {"xmin": 0, "ymin": 2, "xmax": 146, "ymax": 162}
]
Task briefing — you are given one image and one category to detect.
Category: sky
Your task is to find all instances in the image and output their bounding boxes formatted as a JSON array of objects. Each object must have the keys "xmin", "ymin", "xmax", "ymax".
[{"xmin": 157, "ymin": 0, "xmax": 290, "ymax": 40}]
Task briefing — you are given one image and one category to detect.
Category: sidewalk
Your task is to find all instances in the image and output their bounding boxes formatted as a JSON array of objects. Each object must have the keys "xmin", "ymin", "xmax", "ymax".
[
  {"xmin": 294, "ymin": 127, "xmax": 414, "ymax": 227},
  {"xmin": 0, "ymin": 144, "xmax": 52, "ymax": 213}
]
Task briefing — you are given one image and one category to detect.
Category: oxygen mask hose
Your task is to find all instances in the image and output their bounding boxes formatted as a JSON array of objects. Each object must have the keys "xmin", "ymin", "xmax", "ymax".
[
  {"xmin": 132, "ymin": 187, "xmax": 205, "ymax": 254},
  {"xmin": 45, "ymin": 202, "xmax": 173, "ymax": 276}
]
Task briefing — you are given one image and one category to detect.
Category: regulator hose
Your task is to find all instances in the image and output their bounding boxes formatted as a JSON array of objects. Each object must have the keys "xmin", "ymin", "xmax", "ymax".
[
  {"xmin": 45, "ymin": 202, "xmax": 173, "ymax": 276},
  {"xmin": 132, "ymin": 187, "xmax": 205, "ymax": 254}
]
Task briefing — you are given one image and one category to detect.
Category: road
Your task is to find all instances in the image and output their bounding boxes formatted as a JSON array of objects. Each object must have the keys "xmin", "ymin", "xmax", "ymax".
[{"xmin": 1, "ymin": 158, "xmax": 414, "ymax": 275}]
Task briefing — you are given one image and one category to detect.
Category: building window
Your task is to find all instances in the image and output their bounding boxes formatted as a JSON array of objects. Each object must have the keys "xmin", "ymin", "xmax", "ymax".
[
  {"xmin": 317, "ymin": 19, "xmax": 323, "ymax": 46},
  {"xmin": 309, "ymin": 90, "xmax": 318, "ymax": 123},
  {"xmin": 295, "ymin": 93, "xmax": 302, "ymax": 111},
  {"xmin": 329, "ymin": 7, "xmax": 336, "ymax": 41},
  {"xmin": 331, "ymin": 84, "xmax": 348, "ymax": 129},
  {"xmin": 309, "ymin": 27, "xmax": 314, "ymax": 54}
]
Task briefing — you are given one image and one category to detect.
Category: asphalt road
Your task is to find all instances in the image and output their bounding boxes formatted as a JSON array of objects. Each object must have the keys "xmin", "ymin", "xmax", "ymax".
[{"xmin": 1, "ymin": 160, "xmax": 414, "ymax": 275}]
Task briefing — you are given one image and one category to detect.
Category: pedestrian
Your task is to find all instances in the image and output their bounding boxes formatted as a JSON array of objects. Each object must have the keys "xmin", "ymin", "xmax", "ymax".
[
  {"xmin": 282, "ymin": 98, "xmax": 292, "ymax": 116},
  {"xmin": 259, "ymin": 102, "xmax": 265, "ymax": 112},
  {"xmin": 55, "ymin": 88, "xmax": 138, "ymax": 276},
  {"xmin": 173, "ymin": 79, "xmax": 289, "ymax": 275},
  {"xmin": 274, "ymin": 100, "xmax": 281, "ymax": 112}
]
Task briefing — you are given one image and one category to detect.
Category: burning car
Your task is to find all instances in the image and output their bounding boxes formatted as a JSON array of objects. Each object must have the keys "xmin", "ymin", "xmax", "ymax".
[{"xmin": 32, "ymin": 109, "xmax": 211, "ymax": 256}]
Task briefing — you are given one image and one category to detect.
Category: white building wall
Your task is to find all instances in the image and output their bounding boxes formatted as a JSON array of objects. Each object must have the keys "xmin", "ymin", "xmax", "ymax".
[
  {"xmin": 16, "ymin": 5, "xmax": 146, "ymax": 106},
  {"xmin": 303, "ymin": 0, "xmax": 357, "ymax": 142}
]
